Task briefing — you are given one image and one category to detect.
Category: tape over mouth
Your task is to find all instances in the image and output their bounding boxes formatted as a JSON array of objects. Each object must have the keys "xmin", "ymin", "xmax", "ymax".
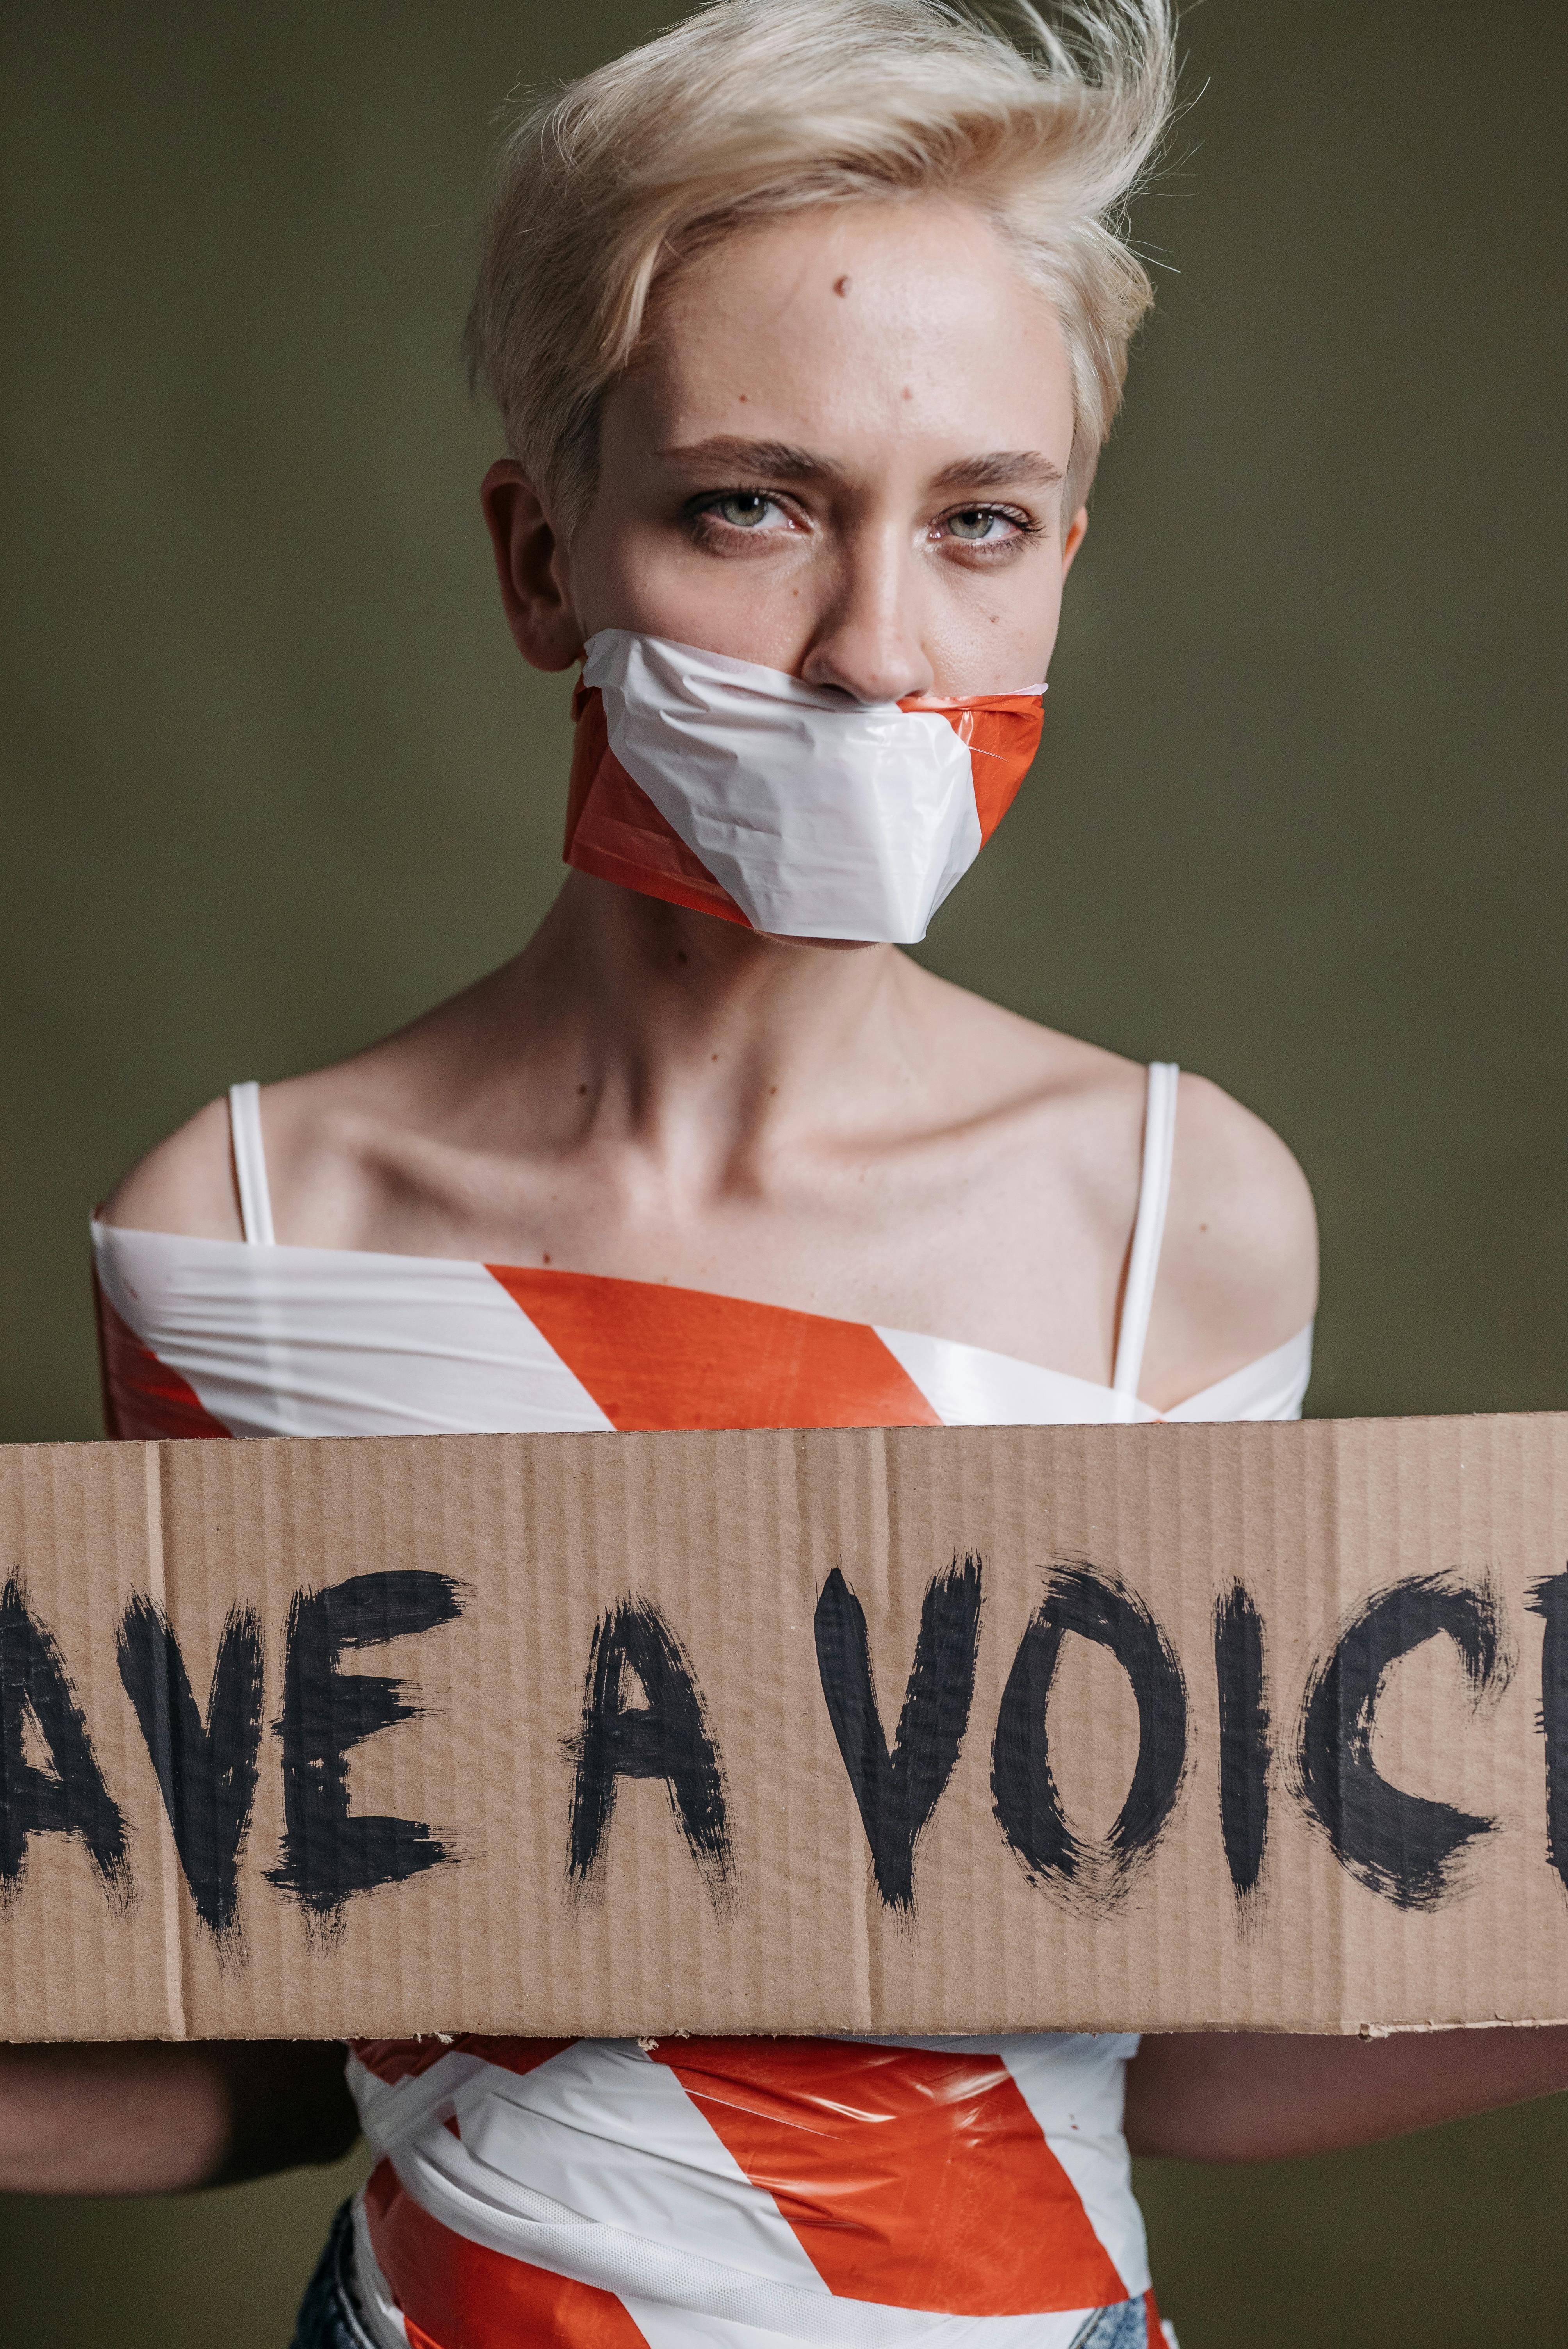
[{"xmin": 563, "ymin": 631, "xmax": 1046, "ymax": 942}]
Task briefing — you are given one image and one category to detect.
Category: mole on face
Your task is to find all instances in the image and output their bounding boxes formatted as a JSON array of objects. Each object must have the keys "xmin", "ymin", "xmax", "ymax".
[{"xmin": 833, "ymin": 274, "xmax": 851, "ymax": 296}]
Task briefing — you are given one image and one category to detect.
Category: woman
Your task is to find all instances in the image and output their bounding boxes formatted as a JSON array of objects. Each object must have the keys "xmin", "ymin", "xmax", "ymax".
[{"xmin": 50, "ymin": 2, "xmax": 1568, "ymax": 2344}]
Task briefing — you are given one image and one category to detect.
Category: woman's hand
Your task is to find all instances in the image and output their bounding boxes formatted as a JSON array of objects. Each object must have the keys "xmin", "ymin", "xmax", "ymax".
[
  {"xmin": 1126, "ymin": 2026, "xmax": 1568, "ymax": 2162},
  {"xmin": 0, "ymin": 2041, "xmax": 359, "ymax": 2195}
]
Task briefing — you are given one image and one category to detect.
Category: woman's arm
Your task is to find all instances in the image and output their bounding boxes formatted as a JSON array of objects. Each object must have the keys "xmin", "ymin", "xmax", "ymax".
[
  {"xmin": 0, "ymin": 2041, "xmax": 359, "ymax": 2195},
  {"xmin": 1125, "ymin": 2026, "xmax": 1568, "ymax": 2162}
]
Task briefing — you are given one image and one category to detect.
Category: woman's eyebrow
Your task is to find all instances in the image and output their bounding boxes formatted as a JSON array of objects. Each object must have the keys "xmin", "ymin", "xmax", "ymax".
[
  {"xmin": 657, "ymin": 435, "xmax": 846, "ymax": 482},
  {"xmin": 930, "ymin": 451, "xmax": 1063, "ymax": 492},
  {"xmin": 655, "ymin": 437, "xmax": 1062, "ymax": 493}
]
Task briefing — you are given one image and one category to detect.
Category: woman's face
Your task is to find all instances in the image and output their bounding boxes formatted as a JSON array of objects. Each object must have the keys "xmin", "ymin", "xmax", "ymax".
[{"xmin": 493, "ymin": 200, "xmax": 1086, "ymax": 702}]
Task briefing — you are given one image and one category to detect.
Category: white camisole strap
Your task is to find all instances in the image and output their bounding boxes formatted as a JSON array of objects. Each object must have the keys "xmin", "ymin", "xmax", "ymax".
[
  {"xmin": 228, "ymin": 1082, "xmax": 276, "ymax": 1248},
  {"xmin": 1111, "ymin": 1060, "xmax": 1179, "ymax": 1413}
]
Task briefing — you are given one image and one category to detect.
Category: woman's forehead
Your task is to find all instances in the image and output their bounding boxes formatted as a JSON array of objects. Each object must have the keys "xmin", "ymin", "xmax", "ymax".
[{"xmin": 618, "ymin": 201, "xmax": 1077, "ymax": 475}]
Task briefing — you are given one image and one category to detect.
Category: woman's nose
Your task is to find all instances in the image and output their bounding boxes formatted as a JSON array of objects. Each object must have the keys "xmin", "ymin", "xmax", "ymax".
[{"xmin": 798, "ymin": 530, "xmax": 935, "ymax": 704}]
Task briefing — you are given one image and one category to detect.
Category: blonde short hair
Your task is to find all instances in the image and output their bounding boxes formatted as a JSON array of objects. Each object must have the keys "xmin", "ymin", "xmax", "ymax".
[{"xmin": 464, "ymin": 0, "xmax": 1176, "ymax": 534}]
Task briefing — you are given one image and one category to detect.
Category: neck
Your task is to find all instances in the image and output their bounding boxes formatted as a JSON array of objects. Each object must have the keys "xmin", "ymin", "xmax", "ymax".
[{"xmin": 492, "ymin": 872, "xmax": 929, "ymax": 1166}]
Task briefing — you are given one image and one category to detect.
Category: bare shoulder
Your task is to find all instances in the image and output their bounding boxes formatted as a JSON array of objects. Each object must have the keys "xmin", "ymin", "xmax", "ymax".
[
  {"xmin": 93, "ymin": 964, "xmax": 507, "ymax": 1254},
  {"xmin": 97, "ymin": 1096, "xmax": 243, "ymax": 1241},
  {"xmin": 95, "ymin": 1053, "xmax": 417, "ymax": 1251},
  {"xmin": 1142, "ymin": 1071, "xmax": 1319, "ymax": 1406},
  {"xmin": 1168, "ymin": 1073, "xmax": 1319, "ymax": 1295}
]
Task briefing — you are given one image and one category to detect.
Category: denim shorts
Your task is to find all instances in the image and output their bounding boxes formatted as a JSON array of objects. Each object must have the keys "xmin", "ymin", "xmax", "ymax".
[
  {"xmin": 289, "ymin": 2200, "xmax": 1173, "ymax": 2348},
  {"xmin": 290, "ymin": 2203, "xmax": 377, "ymax": 2349}
]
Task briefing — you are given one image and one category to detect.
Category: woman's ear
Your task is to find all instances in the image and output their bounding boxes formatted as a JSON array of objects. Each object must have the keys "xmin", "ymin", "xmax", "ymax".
[
  {"xmin": 1062, "ymin": 504, "xmax": 1089, "ymax": 576},
  {"xmin": 480, "ymin": 460, "xmax": 586, "ymax": 672}
]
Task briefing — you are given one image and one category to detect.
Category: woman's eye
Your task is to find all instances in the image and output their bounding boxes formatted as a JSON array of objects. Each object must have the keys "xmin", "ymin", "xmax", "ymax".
[
  {"xmin": 687, "ymin": 489, "xmax": 797, "ymax": 552},
  {"xmin": 944, "ymin": 506, "xmax": 1011, "ymax": 543},
  {"xmin": 712, "ymin": 492, "xmax": 780, "ymax": 529}
]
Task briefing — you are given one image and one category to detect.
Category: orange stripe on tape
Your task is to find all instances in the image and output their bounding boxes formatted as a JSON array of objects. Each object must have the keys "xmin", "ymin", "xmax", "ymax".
[
  {"xmin": 904, "ymin": 694, "xmax": 1044, "ymax": 843},
  {"xmin": 366, "ymin": 2159, "xmax": 648, "ymax": 2349},
  {"xmin": 565, "ymin": 683, "xmax": 749, "ymax": 927},
  {"xmin": 485, "ymin": 1266, "xmax": 942, "ymax": 1432},
  {"xmin": 653, "ymin": 2036, "xmax": 1128, "ymax": 2316}
]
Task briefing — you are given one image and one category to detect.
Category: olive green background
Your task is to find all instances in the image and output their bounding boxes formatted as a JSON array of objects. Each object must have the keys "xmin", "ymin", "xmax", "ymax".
[{"xmin": 3, "ymin": 0, "xmax": 1565, "ymax": 2341}]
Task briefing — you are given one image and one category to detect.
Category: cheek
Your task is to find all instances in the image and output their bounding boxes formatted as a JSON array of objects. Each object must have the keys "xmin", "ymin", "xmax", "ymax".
[
  {"xmin": 925, "ymin": 558, "xmax": 1066, "ymax": 697},
  {"xmin": 565, "ymin": 511, "xmax": 692, "ymax": 638},
  {"xmin": 570, "ymin": 520, "xmax": 817, "ymax": 671}
]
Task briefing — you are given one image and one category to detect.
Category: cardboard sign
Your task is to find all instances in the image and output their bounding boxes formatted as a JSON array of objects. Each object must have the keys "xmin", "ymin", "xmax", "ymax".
[{"xmin": 2, "ymin": 1414, "xmax": 1567, "ymax": 2042}]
